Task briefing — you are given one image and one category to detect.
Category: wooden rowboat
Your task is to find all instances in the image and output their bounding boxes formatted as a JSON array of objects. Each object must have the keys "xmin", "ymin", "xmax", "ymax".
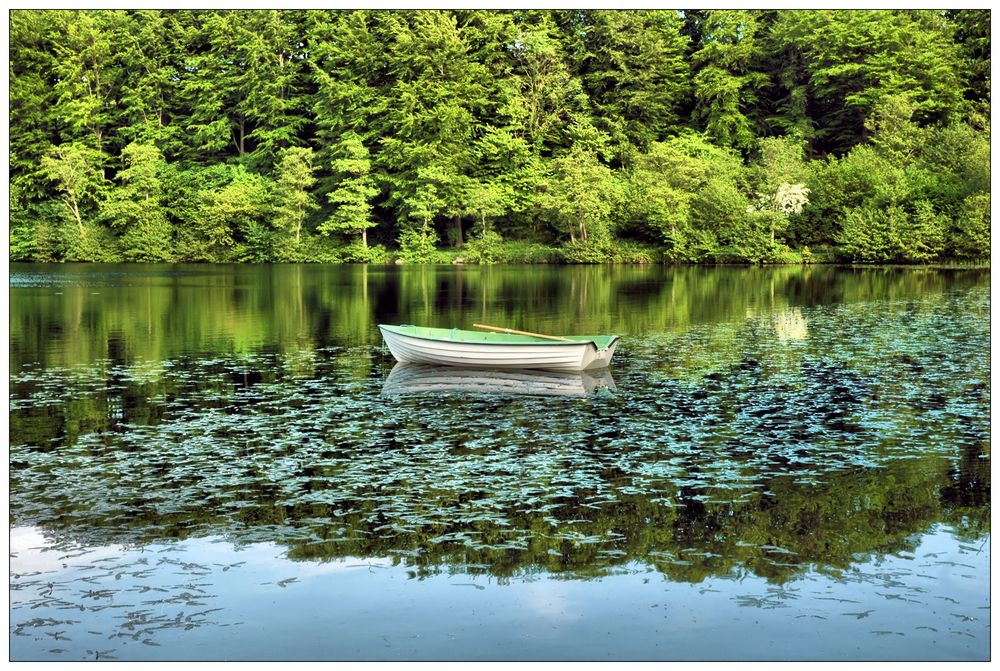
[{"xmin": 378, "ymin": 324, "xmax": 620, "ymax": 371}]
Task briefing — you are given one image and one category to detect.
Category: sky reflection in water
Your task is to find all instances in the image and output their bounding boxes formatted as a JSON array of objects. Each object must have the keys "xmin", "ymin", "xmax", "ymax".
[{"xmin": 9, "ymin": 525, "xmax": 989, "ymax": 661}]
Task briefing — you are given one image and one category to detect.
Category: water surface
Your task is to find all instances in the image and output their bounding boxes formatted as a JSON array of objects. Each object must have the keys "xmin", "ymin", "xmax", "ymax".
[{"xmin": 9, "ymin": 263, "xmax": 990, "ymax": 661}]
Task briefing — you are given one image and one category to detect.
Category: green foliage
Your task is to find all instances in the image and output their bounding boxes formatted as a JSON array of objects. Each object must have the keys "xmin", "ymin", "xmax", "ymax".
[
  {"xmin": 768, "ymin": 10, "xmax": 966, "ymax": 154},
  {"xmin": 562, "ymin": 238, "xmax": 616, "ymax": 264},
  {"xmin": 320, "ymin": 134, "xmax": 379, "ymax": 247},
  {"xmin": 691, "ymin": 10, "xmax": 769, "ymax": 151},
  {"xmin": 505, "ymin": 14, "xmax": 583, "ymax": 152},
  {"xmin": 397, "ymin": 225, "xmax": 440, "ymax": 264},
  {"xmin": 905, "ymin": 201, "xmax": 949, "ymax": 261},
  {"xmin": 536, "ymin": 141, "xmax": 620, "ymax": 244},
  {"xmin": 948, "ymin": 9, "xmax": 990, "ymax": 120},
  {"xmin": 40, "ymin": 143, "xmax": 110, "ymax": 261},
  {"xmin": 101, "ymin": 143, "xmax": 174, "ymax": 262},
  {"xmin": 625, "ymin": 141, "xmax": 695, "ymax": 256},
  {"xmin": 866, "ymin": 95, "xmax": 927, "ymax": 166},
  {"xmin": 272, "ymin": 146, "xmax": 318, "ymax": 246},
  {"xmin": 10, "ymin": 11, "xmax": 64, "ymax": 200},
  {"xmin": 9, "ymin": 182, "xmax": 37, "ymax": 261},
  {"xmin": 919, "ymin": 122, "xmax": 990, "ymax": 203},
  {"xmin": 194, "ymin": 167, "xmax": 274, "ymax": 262},
  {"xmin": 751, "ymin": 136, "xmax": 808, "ymax": 206},
  {"xmin": 7, "ymin": 9, "xmax": 990, "ymax": 266},
  {"xmin": 691, "ymin": 178, "xmax": 774, "ymax": 263},
  {"xmin": 802, "ymin": 145, "xmax": 900, "ymax": 245},
  {"xmin": 571, "ymin": 10, "xmax": 691, "ymax": 154},
  {"xmin": 49, "ymin": 11, "xmax": 126, "ymax": 155},
  {"xmin": 238, "ymin": 11, "xmax": 311, "ymax": 170},
  {"xmin": 949, "ymin": 193, "xmax": 990, "ymax": 260},
  {"xmin": 464, "ymin": 229, "xmax": 505, "ymax": 265},
  {"xmin": 463, "ymin": 181, "xmax": 509, "ymax": 239},
  {"xmin": 804, "ymin": 93, "xmax": 989, "ymax": 263},
  {"xmin": 19, "ymin": 201, "xmax": 66, "ymax": 262},
  {"xmin": 625, "ymin": 133, "xmax": 759, "ymax": 262},
  {"xmin": 836, "ymin": 201, "xmax": 947, "ymax": 263},
  {"xmin": 341, "ymin": 241, "xmax": 390, "ymax": 264},
  {"xmin": 562, "ymin": 238, "xmax": 660, "ymax": 264},
  {"xmin": 486, "ymin": 241, "xmax": 565, "ymax": 264},
  {"xmin": 114, "ymin": 12, "xmax": 181, "ymax": 151},
  {"xmin": 836, "ymin": 206, "xmax": 898, "ymax": 262}
]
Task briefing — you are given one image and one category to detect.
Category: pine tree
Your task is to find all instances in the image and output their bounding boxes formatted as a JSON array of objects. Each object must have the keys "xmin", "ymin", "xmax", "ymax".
[
  {"xmin": 506, "ymin": 13, "xmax": 583, "ymax": 154},
  {"xmin": 690, "ymin": 10, "xmax": 769, "ymax": 151},
  {"xmin": 10, "ymin": 10, "xmax": 64, "ymax": 201},
  {"xmin": 768, "ymin": 10, "xmax": 966, "ymax": 155},
  {"xmin": 310, "ymin": 10, "xmax": 388, "ymax": 191},
  {"xmin": 239, "ymin": 10, "xmax": 312, "ymax": 170},
  {"xmin": 569, "ymin": 10, "xmax": 692, "ymax": 157},
  {"xmin": 320, "ymin": 134, "xmax": 379, "ymax": 249},
  {"xmin": 49, "ymin": 10, "xmax": 127, "ymax": 162},
  {"xmin": 115, "ymin": 10, "xmax": 188, "ymax": 156},
  {"xmin": 377, "ymin": 11, "xmax": 488, "ymax": 247}
]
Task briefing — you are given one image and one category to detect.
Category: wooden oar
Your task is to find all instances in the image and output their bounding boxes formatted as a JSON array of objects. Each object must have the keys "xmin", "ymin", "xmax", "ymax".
[{"xmin": 473, "ymin": 323, "xmax": 575, "ymax": 343}]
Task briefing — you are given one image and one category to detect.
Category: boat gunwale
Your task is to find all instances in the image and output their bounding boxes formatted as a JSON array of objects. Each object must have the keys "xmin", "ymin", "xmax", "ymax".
[{"xmin": 378, "ymin": 324, "xmax": 620, "ymax": 350}]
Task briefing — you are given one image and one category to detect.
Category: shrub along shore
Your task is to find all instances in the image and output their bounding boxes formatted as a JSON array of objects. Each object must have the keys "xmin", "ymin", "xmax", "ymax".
[{"xmin": 9, "ymin": 10, "xmax": 990, "ymax": 265}]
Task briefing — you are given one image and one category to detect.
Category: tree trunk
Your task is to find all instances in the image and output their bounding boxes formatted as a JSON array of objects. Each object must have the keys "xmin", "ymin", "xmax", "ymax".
[
  {"xmin": 234, "ymin": 118, "xmax": 246, "ymax": 156},
  {"xmin": 453, "ymin": 214, "xmax": 464, "ymax": 248},
  {"xmin": 362, "ymin": 227, "xmax": 368, "ymax": 249},
  {"xmin": 95, "ymin": 128, "xmax": 105, "ymax": 178},
  {"xmin": 67, "ymin": 196, "xmax": 85, "ymax": 240}
]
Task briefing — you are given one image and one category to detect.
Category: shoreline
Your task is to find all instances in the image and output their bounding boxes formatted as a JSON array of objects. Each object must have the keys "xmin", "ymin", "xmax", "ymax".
[{"xmin": 8, "ymin": 259, "xmax": 991, "ymax": 269}]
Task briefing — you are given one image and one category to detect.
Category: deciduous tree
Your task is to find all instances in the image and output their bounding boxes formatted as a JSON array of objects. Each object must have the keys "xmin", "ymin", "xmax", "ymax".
[
  {"xmin": 40, "ymin": 143, "xmax": 109, "ymax": 259},
  {"xmin": 101, "ymin": 143, "xmax": 174, "ymax": 261},
  {"xmin": 273, "ymin": 146, "xmax": 318, "ymax": 245}
]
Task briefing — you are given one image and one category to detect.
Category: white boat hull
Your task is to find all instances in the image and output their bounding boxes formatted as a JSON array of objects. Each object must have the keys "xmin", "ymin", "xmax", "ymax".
[{"xmin": 379, "ymin": 326, "xmax": 618, "ymax": 371}]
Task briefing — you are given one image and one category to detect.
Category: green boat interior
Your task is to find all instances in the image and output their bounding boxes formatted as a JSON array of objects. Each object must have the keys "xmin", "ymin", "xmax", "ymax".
[{"xmin": 382, "ymin": 325, "xmax": 619, "ymax": 349}]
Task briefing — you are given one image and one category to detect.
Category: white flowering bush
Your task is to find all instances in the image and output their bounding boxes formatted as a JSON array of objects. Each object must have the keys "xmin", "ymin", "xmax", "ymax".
[
  {"xmin": 773, "ymin": 182, "xmax": 810, "ymax": 214},
  {"xmin": 750, "ymin": 182, "xmax": 810, "ymax": 214}
]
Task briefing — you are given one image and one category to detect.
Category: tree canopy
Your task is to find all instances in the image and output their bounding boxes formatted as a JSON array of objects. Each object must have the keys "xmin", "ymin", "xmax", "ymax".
[{"xmin": 9, "ymin": 9, "xmax": 991, "ymax": 264}]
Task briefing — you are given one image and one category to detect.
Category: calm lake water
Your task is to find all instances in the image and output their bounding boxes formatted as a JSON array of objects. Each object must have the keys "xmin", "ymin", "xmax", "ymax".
[{"xmin": 9, "ymin": 263, "xmax": 990, "ymax": 661}]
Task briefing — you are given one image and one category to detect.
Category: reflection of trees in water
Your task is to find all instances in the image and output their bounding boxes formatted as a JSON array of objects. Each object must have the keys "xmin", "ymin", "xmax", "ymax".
[
  {"xmin": 7, "ymin": 446, "xmax": 987, "ymax": 585},
  {"xmin": 10, "ymin": 266, "xmax": 990, "ymax": 584},
  {"xmin": 9, "ymin": 264, "xmax": 989, "ymax": 370},
  {"xmin": 773, "ymin": 308, "xmax": 808, "ymax": 340},
  {"xmin": 10, "ymin": 318, "xmax": 989, "ymax": 584}
]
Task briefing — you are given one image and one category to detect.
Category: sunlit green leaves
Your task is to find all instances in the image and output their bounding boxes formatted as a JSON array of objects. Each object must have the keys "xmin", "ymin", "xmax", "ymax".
[
  {"xmin": 272, "ymin": 147, "xmax": 318, "ymax": 252},
  {"xmin": 7, "ymin": 9, "xmax": 991, "ymax": 263},
  {"xmin": 101, "ymin": 143, "xmax": 173, "ymax": 261}
]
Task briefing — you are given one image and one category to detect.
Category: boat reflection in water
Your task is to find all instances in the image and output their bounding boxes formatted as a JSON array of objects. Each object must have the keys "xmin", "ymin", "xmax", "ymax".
[{"xmin": 382, "ymin": 362, "xmax": 617, "ymax": 398}]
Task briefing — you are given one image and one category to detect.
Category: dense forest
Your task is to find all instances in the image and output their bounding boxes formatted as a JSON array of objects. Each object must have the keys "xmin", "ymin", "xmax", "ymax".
[{"xmin": 8, "ymin": 9, "xmax": 991, "ymax": 264}]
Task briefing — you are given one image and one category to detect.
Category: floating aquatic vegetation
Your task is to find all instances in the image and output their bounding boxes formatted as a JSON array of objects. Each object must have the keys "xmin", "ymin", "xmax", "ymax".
[{"xmin": 8, "ymin": 280, "xmax": 990, "ymax": 583}]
